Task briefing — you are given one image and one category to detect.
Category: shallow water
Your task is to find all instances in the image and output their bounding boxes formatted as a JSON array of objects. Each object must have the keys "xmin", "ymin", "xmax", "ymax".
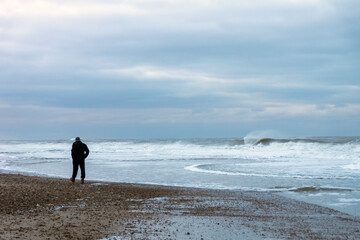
[{"xmin": 0, "ymin": 136, "xmax": 359, "ymax": 216}]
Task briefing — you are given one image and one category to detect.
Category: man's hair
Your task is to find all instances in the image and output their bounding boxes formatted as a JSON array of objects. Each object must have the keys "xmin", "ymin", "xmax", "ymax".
[{"xmin": 75, "ymin": 137, "xmax": 81, "ymax": 141}]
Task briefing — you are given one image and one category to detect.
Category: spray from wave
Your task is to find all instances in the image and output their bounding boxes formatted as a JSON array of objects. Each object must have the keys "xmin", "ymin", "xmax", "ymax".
[{"xmin": 243, "ymin": 130, "xmax": 285, "ymax": 145}]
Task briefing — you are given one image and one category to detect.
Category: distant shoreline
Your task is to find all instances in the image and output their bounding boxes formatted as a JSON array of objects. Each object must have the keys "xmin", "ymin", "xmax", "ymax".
[{"xmin": 1, "ymin": 173, "xmax": 359, "ymax": 239}]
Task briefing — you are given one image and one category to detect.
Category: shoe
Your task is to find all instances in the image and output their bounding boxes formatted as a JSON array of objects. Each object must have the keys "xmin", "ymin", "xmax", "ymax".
[
  {"xmin": 81, "ymin": 179, "xmax": 84, "ymax": 184},
  {"xmin": 70, "ymin": 177, "xmax": 75, "ymax": 183}
]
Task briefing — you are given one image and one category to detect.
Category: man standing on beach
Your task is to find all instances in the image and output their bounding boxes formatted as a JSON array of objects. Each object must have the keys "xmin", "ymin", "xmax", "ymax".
[{"xmin": 70, "ymin": 137, "xmax": 89, "ymax": 184}]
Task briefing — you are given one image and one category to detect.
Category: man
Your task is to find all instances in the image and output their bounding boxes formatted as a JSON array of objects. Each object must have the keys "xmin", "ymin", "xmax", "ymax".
[{"xmin": 70, "ymin": 137, "xmax": 89, "ymax": 184}]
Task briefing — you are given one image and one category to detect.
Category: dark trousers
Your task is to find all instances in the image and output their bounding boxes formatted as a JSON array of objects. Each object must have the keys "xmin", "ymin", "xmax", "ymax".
[{"xmin": 72, "ymin": 159, "xmax": 85, "ymax": 179}]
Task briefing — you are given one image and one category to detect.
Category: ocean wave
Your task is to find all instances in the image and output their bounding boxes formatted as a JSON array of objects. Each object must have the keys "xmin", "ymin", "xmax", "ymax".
[
  {"xmin": 243, "ymin": 136, "xmax": 360, "ymax": 145},
  {"xmin": 185, "ymin": 164, "xmax": 279, "ymax": 177},
  {"xmin": 289, "ymin": 186, "xmax": 353, "ymax": 193},
  {"xmin": 245, "ymin": 137, "xmax": 335, "ymax": 145},
  {"xmin": 185, "ymin": 164, "xmax": 354, "ymax": 180}
]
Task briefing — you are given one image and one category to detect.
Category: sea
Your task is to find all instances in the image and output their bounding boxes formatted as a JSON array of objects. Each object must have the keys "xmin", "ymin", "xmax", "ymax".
[{"xmin": 0, "ymin": 135, "xmax": 359, "ymax": 217}]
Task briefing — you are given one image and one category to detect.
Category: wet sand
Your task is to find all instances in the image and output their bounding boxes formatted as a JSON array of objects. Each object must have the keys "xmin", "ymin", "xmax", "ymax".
[{"xmin": 1, "ymin": 174, "xmax": 359, "ymax": 239}]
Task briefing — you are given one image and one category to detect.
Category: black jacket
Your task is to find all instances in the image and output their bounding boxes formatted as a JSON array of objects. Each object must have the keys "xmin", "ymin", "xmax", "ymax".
[{"xmin": 71, "ymin": 141, "xmax": 89, "ymax": 160}]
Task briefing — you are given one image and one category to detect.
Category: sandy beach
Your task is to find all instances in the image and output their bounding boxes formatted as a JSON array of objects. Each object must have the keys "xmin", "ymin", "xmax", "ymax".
[{"xmin": 0, "ymin": 174, "xmax": 359, "ymax": 239}]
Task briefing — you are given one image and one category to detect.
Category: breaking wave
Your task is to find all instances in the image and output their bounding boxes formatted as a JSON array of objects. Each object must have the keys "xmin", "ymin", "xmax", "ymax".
[
  {"xmin": 243, "ymin": 136, "xmax": 359, "ymax": 145},
  {"xmin": 289, "ymin": 186, "xmax": 353, "ymax": 193}
]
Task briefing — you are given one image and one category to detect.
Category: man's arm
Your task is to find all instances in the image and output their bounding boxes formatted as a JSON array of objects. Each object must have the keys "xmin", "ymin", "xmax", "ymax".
[
  {"xmin": 84, "ymin": 144, "xmax": 90, "ymax": 159},
  {"xmin": 71, "ymin": 143, "xmax": 75, "ymax": 159}
]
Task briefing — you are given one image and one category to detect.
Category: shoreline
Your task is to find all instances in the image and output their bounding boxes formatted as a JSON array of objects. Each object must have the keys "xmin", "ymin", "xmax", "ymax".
[{"xmin": 1, "ymin": 173, "xmax": 359, "ymax": 239}]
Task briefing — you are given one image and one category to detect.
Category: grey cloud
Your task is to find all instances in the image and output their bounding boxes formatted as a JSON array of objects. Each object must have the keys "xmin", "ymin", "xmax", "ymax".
[{"xmin": 0, "ymin": 0, "xmax": 359, "ymax": 138}]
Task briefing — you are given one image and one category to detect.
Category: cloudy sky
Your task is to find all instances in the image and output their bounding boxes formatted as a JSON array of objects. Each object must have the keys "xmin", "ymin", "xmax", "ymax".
[{"xmin": 0, "ymin": 0, "xmax": 359, "ymax": 139}]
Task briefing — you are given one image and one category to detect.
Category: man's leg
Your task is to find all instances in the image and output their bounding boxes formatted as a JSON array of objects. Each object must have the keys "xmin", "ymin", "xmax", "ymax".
[
  {"xmin": 72, "ymin": 162, "xmax": 79, "ymax": 180},
  {"xmin": 79, "ymin": 160, "xmax": 85, "ymax": 183}
]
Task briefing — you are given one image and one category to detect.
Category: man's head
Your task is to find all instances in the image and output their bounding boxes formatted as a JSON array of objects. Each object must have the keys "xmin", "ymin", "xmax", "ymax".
[{"xmin": 75, "ymin": 137, "xmax": 81, "ymax": 141}]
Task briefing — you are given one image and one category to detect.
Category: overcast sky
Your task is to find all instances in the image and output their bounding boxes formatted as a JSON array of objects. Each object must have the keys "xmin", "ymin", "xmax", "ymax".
[{"xmin": 0, "ymin": 0, "xmax": 359, "ymax": 139}]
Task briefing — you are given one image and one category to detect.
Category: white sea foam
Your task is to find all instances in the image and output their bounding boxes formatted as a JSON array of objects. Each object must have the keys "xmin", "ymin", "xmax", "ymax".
[
  {"xmin": 338, "ymin": 198, "xmax": 360, "ymax": 202},
  {"xmin": 98, "ymin": 236, "xmax": 123, "ymax": 240},
  {"xmin": 342, "ymin": 163, "xmax": 360, "ymax": 170},
  {"xmin": 185, "ymin": 164, "xmax": 281, "ymax": 177}
]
